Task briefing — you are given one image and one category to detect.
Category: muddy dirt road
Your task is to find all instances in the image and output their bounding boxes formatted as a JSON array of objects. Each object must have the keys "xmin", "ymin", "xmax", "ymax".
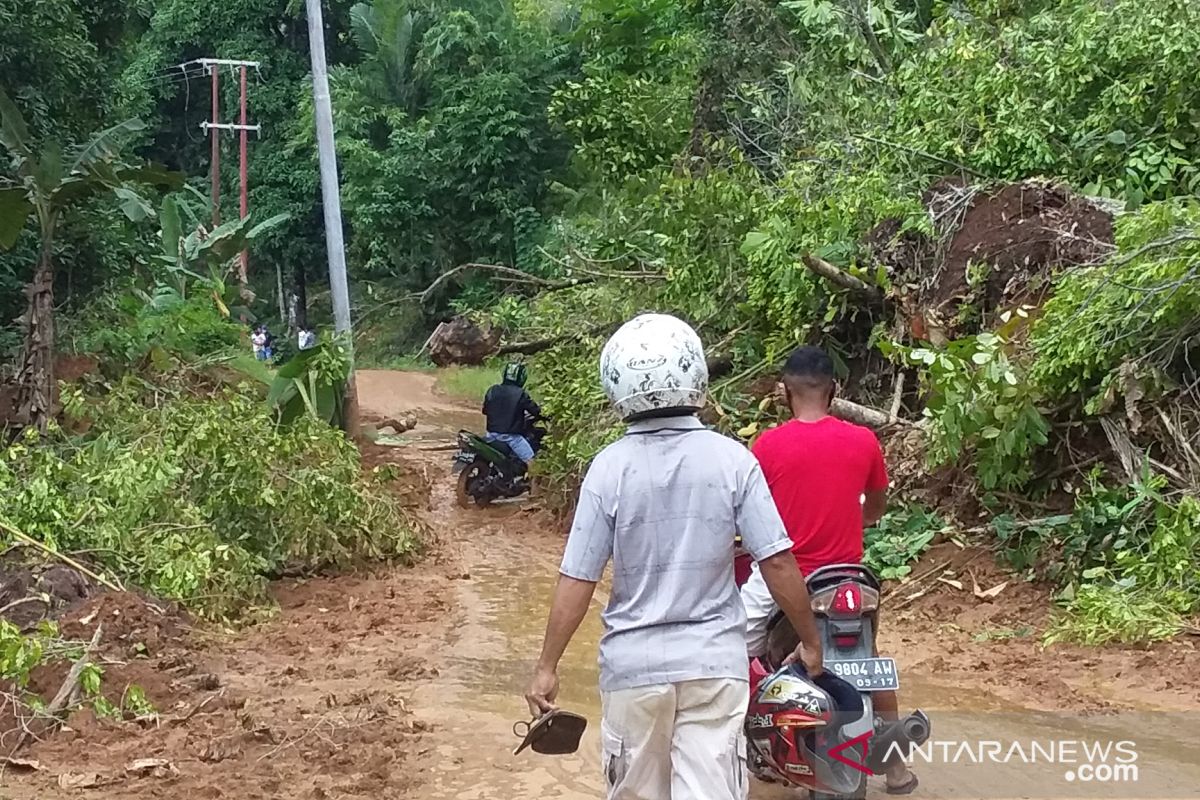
[{"xmin": 4, "ymin": 370, "xmax": 1200, "ymax": 799}]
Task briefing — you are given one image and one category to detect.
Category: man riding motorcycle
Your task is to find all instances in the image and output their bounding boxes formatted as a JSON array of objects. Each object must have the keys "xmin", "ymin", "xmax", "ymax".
[
  {"xmin": 482, "ymin": 362, "xmax": 542, "ymax": 469},
  {"xmin": 742, "ymin": 346, "xmax": 918, "ymax": 794}
]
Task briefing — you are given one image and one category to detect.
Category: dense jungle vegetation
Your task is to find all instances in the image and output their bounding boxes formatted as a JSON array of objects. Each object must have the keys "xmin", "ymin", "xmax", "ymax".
[{"xmin": 1, "ymin": 0, "xmax": 1198, "ymax": 669}]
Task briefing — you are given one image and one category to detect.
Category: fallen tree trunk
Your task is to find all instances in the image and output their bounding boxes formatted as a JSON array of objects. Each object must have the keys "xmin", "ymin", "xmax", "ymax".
[
  {"xmin": 832, "ymin": 397, "xmax": 915, "ymax": 430},
  {"xmin": 801, "ymin": 253, "xmax": 883, "ymax": 300},
  {"xmin": 497, "ymin": 321, "xmax": 621, "ymax": 356}
]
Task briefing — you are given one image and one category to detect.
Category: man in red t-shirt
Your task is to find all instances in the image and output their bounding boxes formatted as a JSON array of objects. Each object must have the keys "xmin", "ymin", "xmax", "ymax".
[{"xmin": 741, "ymin": 345, "xmax": 917, "ymax": 794}]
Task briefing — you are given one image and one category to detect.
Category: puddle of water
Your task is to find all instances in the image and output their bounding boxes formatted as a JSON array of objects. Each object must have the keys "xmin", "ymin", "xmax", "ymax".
[
  {"xmin": 410, "ymin": 559, "xmax": 606, "ymax": 799},
  {"xmin": 434, "ymin": 559, "xmax": 1200, "ymax": 799},
  {"xmin": 447, "ymin": 562, "xmax": 605, "ymax": 721}
]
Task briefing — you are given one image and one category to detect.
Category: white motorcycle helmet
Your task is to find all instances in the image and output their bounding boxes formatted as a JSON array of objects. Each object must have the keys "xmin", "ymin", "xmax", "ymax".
[{"xmin": 600, "ymin": 313, "xmax": 708, "ymax": 421}]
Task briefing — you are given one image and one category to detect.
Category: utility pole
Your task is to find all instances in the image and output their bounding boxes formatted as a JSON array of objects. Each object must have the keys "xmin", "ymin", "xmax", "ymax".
[
  {"xmin": 195, "ymin": 58, "xmax": 261, "ymax": 284},
  {"xmin": 305, "ymin": 0, "xmax": 359, "ymax": 431},
  {"xmin": 209, "ymin": 67, "xmax": 219, "ymax": 227},
  {"xmin": 239, "ymin": 65, "xmax": 250, "ymax": 283}
]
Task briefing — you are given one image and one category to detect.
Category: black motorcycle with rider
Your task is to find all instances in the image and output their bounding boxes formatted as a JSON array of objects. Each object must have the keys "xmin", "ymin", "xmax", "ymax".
[{"xmin": 453, "ymin": 363, "xmax": 546, "ymax": 507}]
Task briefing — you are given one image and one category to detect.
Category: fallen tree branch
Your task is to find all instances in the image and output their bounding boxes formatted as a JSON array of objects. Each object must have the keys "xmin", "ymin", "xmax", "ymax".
[
  {"xmin": 496, "ymin": 321, "xmax": 621, "ymax": 356},
  {"xmin": 801, "ymin": 254, "xmax": 883, "ymax": 299},
  {"xmin": 413, "ymin": 263, "xmax": 592, "ymax": 303},
  {"xmin": 888, "ymin": 371, "xmax": 906, "ymax": 423},
  {"xmin": 0, "ymin": 519, "xmax": 123, "ymax": 593},
  {"xmin": 15, "ymin": 625, "xmax": 103, "ymax": 750},
  {"xmin": 0, "ymin": 597, "xmax": 48, "ymax": 619},
  {"xmin": 850, "ymin": 133, "xmax": 987, "ymax": 178},
  {"xmin": 831, "ymin": 397, "xmax": 916, "ymax": 430}
]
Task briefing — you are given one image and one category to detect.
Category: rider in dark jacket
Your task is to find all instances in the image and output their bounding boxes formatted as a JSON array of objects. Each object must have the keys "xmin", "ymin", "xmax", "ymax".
[{"xmin": 483, "ymin": 363, "xmax": 540, "ymax": 464}]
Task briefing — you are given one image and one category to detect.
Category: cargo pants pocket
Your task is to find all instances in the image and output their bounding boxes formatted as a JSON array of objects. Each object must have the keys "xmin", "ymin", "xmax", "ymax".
[
  {"xmin": 729, "ymin": 729, "xmax": 749, "ymax": 799},
  {"xmin": 602, "ymin": 722, "xmax": 627, "ymax": 797}
]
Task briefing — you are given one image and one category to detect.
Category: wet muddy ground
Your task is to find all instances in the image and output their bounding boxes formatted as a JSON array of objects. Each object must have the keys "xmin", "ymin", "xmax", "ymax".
[{"xmin": 3, "ymin": 370, "xmax": 1199, "ymax": 799}]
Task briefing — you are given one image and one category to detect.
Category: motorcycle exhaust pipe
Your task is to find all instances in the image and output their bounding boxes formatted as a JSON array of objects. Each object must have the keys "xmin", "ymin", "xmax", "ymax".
[{"xmin": 865, "ymin": 710, "xmax": 931, "ymax": 775}]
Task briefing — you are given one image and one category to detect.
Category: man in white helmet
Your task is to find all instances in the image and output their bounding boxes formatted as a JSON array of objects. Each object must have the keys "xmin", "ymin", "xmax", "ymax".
[{"xmin": 524, "ymin": 313, "xmax": 824, "ymax": 800}]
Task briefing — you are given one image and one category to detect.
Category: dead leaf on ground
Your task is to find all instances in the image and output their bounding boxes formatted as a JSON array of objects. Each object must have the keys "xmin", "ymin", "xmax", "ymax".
[
  {"xmin": 937, "ymin": 577, "xmax": 965, "ymax": 590},
  {"xmin": 1, "ymin": 757, "xmax": 44, "ymax": 772},
  {"xmin": 972, "ymin": 576, "xmax": 1009, "ymax": 600},
  {"xmin": 57, "ymin": 772, "xmax": 114, "ymax": 789}
]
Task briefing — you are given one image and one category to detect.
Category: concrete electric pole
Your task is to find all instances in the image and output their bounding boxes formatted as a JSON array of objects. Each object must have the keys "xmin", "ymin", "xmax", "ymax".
[{"xmin": 305, "ymin": 0, "xmax": 359, "ymax": 430}]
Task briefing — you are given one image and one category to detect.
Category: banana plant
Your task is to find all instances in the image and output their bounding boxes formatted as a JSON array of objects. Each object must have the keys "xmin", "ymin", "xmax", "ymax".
[
  {"xmin": 0, "ymin": 86, "xmax": 181, "ymax": 434},
  {"xmin": 267, "ymin": 336, "xmax": 352, "ymax": 427},
  {"xmin": 145, "ymin": 191, "xmax": 289, "ymax": 321}
]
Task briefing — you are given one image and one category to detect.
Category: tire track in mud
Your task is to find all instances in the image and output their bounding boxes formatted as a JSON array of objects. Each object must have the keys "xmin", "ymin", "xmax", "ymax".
[{"xmin": 356, "ymin": 371, "xmax": 606, "ymax": 798}]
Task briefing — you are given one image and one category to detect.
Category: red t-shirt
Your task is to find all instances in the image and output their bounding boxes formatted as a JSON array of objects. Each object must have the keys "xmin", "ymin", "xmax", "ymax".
[{"xmin": 750, "ymin": 416, "xmax": 889, "ymax": 575}]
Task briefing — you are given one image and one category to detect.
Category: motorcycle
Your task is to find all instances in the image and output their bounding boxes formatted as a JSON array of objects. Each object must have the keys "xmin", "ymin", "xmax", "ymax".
[
  {"xmin": 747, "ymin": 563, "xmax": 931, "ymax": 799},
  {"xmin": 451, "ymin": 420, "xmax": 546, "ymax": 508}
]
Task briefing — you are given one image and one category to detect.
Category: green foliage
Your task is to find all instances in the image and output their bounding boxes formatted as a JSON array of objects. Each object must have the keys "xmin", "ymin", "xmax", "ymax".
[
  {"xmin": 1030, "ymin": 201, "xmax": 1200, "ymax": 400},
  {"xmin": 863, "ymin": 505, "xmax": 943, "ymax": 580},
  {"xmin": 994, "ymin": 471, "xmax": 1200, "ymax": 644},
  {"xmin": 268, "ymin": 336, "xmax": 352, "ymax": 427},
  {"xmin": 888, "ymin": 0, "xmax": 1200, "ymax": 205},
  {"xmin": 0, "ymin": 619, "xmax": 54, "ymax": 689},
  {"xmin": 1045, "ymin": 584, "xmax": 1184, "ymax": 646},
  {"xmin": 0, "ymin": 371, "xmax": 421, "ymax": 620},
  {"xmin": 330, "ymin": 0, "xmax": 575, "ymax": 287},
  {"xmin": 73, "ymin": 294, "xmax": 243, "ymax": 365},
  {"xmin": 901, "ymin": 330, "xmax": 1049, "ymax": 490}
]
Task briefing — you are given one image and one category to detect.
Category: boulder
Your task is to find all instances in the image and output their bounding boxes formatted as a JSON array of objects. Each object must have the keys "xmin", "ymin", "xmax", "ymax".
[{"xmin": 427, "ymin": 317, "xmax": 499, "ymax": 366}]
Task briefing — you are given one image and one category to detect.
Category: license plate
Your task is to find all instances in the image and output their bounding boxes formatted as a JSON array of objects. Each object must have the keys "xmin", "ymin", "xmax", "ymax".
[{"xmin": 825, "ymin": 658, "xmax": 899, "ymax": 692}]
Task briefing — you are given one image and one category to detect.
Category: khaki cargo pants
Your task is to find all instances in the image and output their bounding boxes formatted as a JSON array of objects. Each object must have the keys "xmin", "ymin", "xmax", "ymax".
[{"xmin": 600, "ymin": 678, "xmax": 749, "ymax": 800}]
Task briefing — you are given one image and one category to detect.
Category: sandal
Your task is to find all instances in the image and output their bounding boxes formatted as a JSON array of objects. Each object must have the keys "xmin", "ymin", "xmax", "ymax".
[
  {"xmin": 886, "ymin": 771, "xmax": 919, "ymax": 795},
  {"xmin": 512, "ymin": 709, "xmax": 588, "ymax": 756}
]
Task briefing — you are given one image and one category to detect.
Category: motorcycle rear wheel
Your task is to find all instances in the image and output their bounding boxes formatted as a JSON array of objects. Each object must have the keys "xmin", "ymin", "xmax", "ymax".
[{"xmin": 456, "ymin": 461, "xmax": 493, "ymax": 508}]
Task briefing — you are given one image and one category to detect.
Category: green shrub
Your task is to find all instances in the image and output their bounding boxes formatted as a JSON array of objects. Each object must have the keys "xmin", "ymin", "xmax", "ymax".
[
  {"xmin": 994, "ymin": 471, "xmax": 1200, "ymax": 644},
  {"xmin": 864, "ymin": 505, "xmax": 944, "ymax": 580},
  {"xmin": 0, "ymin": 370, "xmax": 421, "ymax": 620},
  {"xmin": 899, "ymin": 330, "xmax": 1050, "ymax": 491},
  {"xmin": 71, "ymin": 293, "xmax": 243, "ymax": 366}
]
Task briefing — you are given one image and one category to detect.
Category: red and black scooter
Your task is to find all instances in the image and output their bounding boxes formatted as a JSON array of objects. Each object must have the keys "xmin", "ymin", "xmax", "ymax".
[{"xmin": 736, "ymin": 551, "xmax": 931, "ymax": 799}]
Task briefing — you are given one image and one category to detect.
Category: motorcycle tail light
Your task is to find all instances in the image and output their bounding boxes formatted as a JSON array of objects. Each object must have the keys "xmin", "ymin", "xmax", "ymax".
[
  {"xmin": 831, "ymin": 583, "xmax": 862, "ymax": 616},
  {"xmin": 858, "ymin": 586, "xmax": 879, "ymax": 612},
  {"xmin": 810, "ymin": 589, "xmax": 834, "ymax": 615},
  {"xmin": 833, "ymin": 634, "xmax": 859, "ymax": 648}
]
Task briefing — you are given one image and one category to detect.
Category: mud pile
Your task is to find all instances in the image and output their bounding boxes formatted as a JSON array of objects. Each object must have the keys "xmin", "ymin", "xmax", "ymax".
[{"xmin": 869, "ymin": 179, "xmax": 1116, "ymax": 344}]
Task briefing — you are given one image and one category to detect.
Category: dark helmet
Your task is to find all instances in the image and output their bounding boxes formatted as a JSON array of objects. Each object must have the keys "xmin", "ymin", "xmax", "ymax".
[
  {"xmin": 502, "ymin": 362, "xmax": 528, "ymax": 387},
  {"xmin": 746, "ymin": 665, "xmax": 871, "ymax": 793}
]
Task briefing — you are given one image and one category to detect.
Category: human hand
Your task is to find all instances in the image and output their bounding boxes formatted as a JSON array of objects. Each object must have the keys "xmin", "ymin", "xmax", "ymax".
[
  {"xmin": 525, "ymin": 664, "xmax": 560, "ymax": 716},
  {"xmin": 782, "ymin": 641, "xmax": 824, "ymax": 677}
]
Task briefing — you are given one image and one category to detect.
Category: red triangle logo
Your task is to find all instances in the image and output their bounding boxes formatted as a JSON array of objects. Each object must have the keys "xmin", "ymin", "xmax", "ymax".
[{"xmin": 828, "ymin": 731, "xmax": 873, "ymax": 775}]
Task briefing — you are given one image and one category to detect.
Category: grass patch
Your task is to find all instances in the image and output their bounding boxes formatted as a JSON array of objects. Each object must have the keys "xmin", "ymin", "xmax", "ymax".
[{"xmin": 435, "ymin": 364, "xmax": 498, "ymax": 402}]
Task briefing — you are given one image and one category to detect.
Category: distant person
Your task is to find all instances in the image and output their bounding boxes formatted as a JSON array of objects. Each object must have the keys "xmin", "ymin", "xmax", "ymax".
[
  {"xmin": 482, "ymin": 362, "xmax": 541, "ymax": 466},
  {"xmin": 298, "ymin": 326, "xmax": 317, "ymax": 350},
  {"xmin": 251, "ymin": 325, "xmax": 270, "ymax": 361}
]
